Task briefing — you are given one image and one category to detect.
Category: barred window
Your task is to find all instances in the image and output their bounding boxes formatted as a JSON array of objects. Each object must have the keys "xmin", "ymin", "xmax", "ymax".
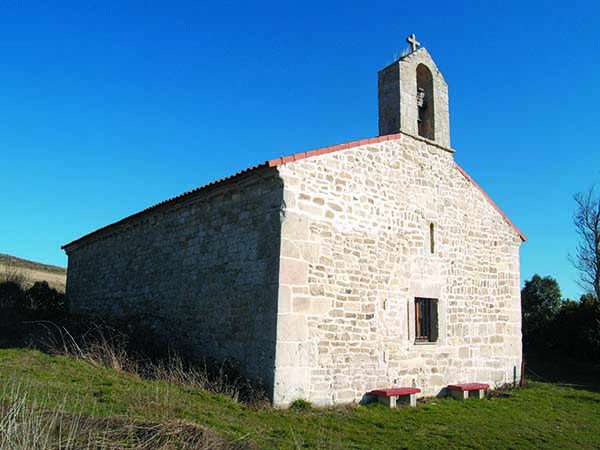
[{"xmin": 415, "ymin": 298, "xmax": 438, "ymax": 343}]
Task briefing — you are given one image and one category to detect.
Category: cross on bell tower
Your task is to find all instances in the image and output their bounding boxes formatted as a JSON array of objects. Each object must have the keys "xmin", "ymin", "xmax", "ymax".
[
  {"xmin": 378, "ymin": 35, "xmax": 451, "ymax": 147},
  {"xmin": 406, "ymin": 33, "xmax": 421, "ymax": 53}
]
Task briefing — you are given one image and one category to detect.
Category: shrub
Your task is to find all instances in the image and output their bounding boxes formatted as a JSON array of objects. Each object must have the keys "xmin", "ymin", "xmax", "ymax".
[
  {"xmin": 0, "ymin": 281, "xmax": 25, "ymax": 310},
  {"xmin": 548, "ymin": 296, "xmax": 600, "ymax": 360},
  {"xmin": 521, "ymin": 274, "xmax": 562, "ymax": 349},
  {"xmin": 521, "ymin": 274, "xmax": 600, "ymax": 362},
  {"xmin": 0, "ymin": 280, "xmax": 66, "ymax": 316},
  {"xmin": 25, "ymin": 281, "xmax": 66, "ymax": 314}
]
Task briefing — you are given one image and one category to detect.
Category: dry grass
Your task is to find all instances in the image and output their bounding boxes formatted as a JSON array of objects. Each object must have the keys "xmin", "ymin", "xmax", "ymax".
[
  {"xmin": 0, "ymin": 258, "xmax": 26, "ymax": 287},
  {"xmin": 38, "ymin": 321, "xmax": 137, "ymax": 373},
  {"xmin": 32, "ymin": 321, "xmax": 268, "ymax": 406},
  {"xmin": 148, "ymin": 355, "xmax": 251, "ymax": 402},
  {"xmin": 0, "ymin": 383, "xmax": 252, "ymax": 450}
]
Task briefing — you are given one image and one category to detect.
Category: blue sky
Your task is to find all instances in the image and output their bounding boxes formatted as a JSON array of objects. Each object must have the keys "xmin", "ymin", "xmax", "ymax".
[{"xmin": 1, "ymin": 1, "xmax": 599, "ymax": 299}]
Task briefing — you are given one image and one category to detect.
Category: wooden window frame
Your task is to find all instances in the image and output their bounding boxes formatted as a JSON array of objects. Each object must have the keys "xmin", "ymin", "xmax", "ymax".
[{"xmin": 415, "ymin": 297, "xmax": 438, "ymax": 343}]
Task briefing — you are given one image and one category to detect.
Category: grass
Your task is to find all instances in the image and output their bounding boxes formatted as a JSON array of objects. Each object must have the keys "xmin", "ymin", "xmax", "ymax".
[
  {"xmin": 1, "ymin": 349, "xmax": 600, "ymax": 449},
  {"xmin": 0, "ymin": 387, "xmax": 236, "ymax": 450}
]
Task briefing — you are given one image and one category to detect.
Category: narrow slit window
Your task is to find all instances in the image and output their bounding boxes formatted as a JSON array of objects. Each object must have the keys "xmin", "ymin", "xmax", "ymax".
[
  {"xmin": 430, "ymin": 223, "xmax": 435, "ymax": 254},
  {"xmin": 415, "ymin": 298, "xmax": 438, "ymax": 343}
]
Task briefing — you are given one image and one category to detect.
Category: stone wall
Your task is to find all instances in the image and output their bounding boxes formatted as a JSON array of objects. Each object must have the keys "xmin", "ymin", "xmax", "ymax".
[
  {"xmin": 65, "ymin": 168, "xmax": 283, "ymax": 393},
  {"xmin": 273, "ymin": 133, "xmax": 522, "ymax": 406}
]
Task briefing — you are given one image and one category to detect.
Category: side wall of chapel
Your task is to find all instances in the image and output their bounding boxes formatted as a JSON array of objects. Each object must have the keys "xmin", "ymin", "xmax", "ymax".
[{"xmin": 65, "ymin": 168, "xmax": 284, "ymax": 395}]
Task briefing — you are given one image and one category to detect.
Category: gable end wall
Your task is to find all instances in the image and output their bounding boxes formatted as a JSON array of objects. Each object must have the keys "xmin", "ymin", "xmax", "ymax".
[{"xmin": 274, "ymin": 134, "xmax": 522, "ymax": 406}]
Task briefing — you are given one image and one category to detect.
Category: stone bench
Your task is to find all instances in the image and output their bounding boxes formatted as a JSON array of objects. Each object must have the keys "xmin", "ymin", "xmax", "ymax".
[
  {"xmin": 369, "ymin": 387, "xmax": 421, "ymax": 408},
  {"xmin": 447, "ymin": 383, "xmax": 489, "ymax": 400}
]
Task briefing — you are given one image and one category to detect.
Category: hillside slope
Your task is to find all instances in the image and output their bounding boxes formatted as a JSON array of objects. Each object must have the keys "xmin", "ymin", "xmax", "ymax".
[{"xmin": 0, "ymin": 253, "xmax": 66, "ymax": 292}]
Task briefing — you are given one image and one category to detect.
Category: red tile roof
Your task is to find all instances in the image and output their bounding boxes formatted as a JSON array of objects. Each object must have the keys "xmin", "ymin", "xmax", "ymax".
[
  {"xmin": 267, "ymin": 133, "xmax": 407, "ymax": 167},
  {"xmin": 62, "ymin": 132, "xmax": 525, "ymax": 250}
]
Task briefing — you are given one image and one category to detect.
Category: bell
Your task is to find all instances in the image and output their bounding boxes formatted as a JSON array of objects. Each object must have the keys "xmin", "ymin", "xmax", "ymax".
[{"xmin": 417, "ymin": 88, "xmax": 426, "ymax": 108}]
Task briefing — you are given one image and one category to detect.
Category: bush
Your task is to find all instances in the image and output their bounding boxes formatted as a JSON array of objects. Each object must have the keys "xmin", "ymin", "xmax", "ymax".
[
  {"xmin": 25, "ymin": 281, "xmax": 66, "ymax": 313},
  {"xmin": 521, "ymin": 274, "xmax": 600, "ymax": 362},
  {"xmin": 0, "ymin": 281, "xmax": 26, "ymax": 310},
  {"xmin": 548, "ymin": 295, "xmax": 600, "ymax": 360},
  {"xmin": 0, "ymin": 280, "xmax": 66, "ymax": 316},
  {"xmin": 521, "ymin": 274, "xmax": 562, "ymax": 349},
  {"xmin": 522, "ymin": 274, "xmax": 600, "ymax": 362}
]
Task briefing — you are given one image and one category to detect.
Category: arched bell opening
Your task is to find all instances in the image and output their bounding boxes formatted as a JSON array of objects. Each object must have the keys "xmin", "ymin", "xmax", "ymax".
[{"xmin": 416, "ymin": 64, "xmax": 435, "ymax": 140}]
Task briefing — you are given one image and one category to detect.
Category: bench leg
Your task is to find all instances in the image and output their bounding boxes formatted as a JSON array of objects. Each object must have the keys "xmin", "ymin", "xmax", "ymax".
[
  {"xmin": 409, "ymin": 393, "xmax": 417, "ymax": 407},
  {"xmin": 477, "ymin": 389, "xmax": 485, "ymax": 399},
  {"xmin": 378, "ymin": 396, "xmax": 397, "ymax": 408},
  {"xmin": 450, "ymin": 389, "xmax": 468, "ymax": 400}
]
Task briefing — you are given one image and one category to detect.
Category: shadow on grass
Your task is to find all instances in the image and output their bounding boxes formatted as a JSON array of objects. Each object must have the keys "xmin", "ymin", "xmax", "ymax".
[
  {"xmin": 0, "ymin": 307, "xmax": 269, "ymax": 406},
  {"xmin": 0, "ymin": 308, "xmax": 60, "ymax": 350},
  {"xmin": 525, "ymin": 351, "xmax": 600, "ymax": 394},
  {"xmin": 564, "ymin": 395, "xmax": 600, "ymax": 404}
]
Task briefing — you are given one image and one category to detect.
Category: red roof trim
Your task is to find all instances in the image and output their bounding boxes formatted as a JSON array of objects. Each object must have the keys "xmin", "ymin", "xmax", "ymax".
[
  {"xmin": 267, "ymin": 133, "xmax": 404, "ymax": 167},
  {"xmin": 455, "ymin": 163, "xmax": 526, "ymax": 242}
]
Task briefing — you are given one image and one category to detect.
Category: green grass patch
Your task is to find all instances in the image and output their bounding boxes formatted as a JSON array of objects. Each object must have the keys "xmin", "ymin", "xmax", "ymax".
[{"xmin": 1, "ymin": 348, "xmax": 600, "ymax": 449}]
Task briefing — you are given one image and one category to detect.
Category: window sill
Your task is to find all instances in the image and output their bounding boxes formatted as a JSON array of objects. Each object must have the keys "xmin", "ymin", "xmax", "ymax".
[{"xmin": 414, "ymin": 340, "xmax": 439, "ymax": 346}]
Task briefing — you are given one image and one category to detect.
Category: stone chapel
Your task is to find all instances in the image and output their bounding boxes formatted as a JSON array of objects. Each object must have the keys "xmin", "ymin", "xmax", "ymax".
[{"xmin": 63, "ymin": 37, "xmax": 525, "ymax": 406}]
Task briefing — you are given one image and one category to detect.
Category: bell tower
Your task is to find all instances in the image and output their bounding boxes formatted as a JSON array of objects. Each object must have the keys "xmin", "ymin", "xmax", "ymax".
[{"xmin": 378, "ymin": 34, "xmax": 451, "ymax": 148}]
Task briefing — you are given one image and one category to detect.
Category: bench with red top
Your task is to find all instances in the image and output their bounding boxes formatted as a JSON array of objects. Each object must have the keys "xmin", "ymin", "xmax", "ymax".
[
  {"xmin": 369, "ymin": 387, "xmax": 421, "ymax": 408},
  {"xmin": 447, "ymin": 383, "xmax": 489, "ymax": 400}
]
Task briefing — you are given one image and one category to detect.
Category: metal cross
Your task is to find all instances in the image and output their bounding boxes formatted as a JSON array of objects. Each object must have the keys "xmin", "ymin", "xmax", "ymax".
[{"xmin": 406, "ymin": 33, "xmax": 421, "ymax": 53}]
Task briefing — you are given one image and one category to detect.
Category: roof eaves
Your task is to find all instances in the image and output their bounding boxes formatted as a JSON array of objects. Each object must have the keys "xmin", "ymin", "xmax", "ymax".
[{"xmin": 61, "ymin": 162, "xmax": 270, "ymax": 251}]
